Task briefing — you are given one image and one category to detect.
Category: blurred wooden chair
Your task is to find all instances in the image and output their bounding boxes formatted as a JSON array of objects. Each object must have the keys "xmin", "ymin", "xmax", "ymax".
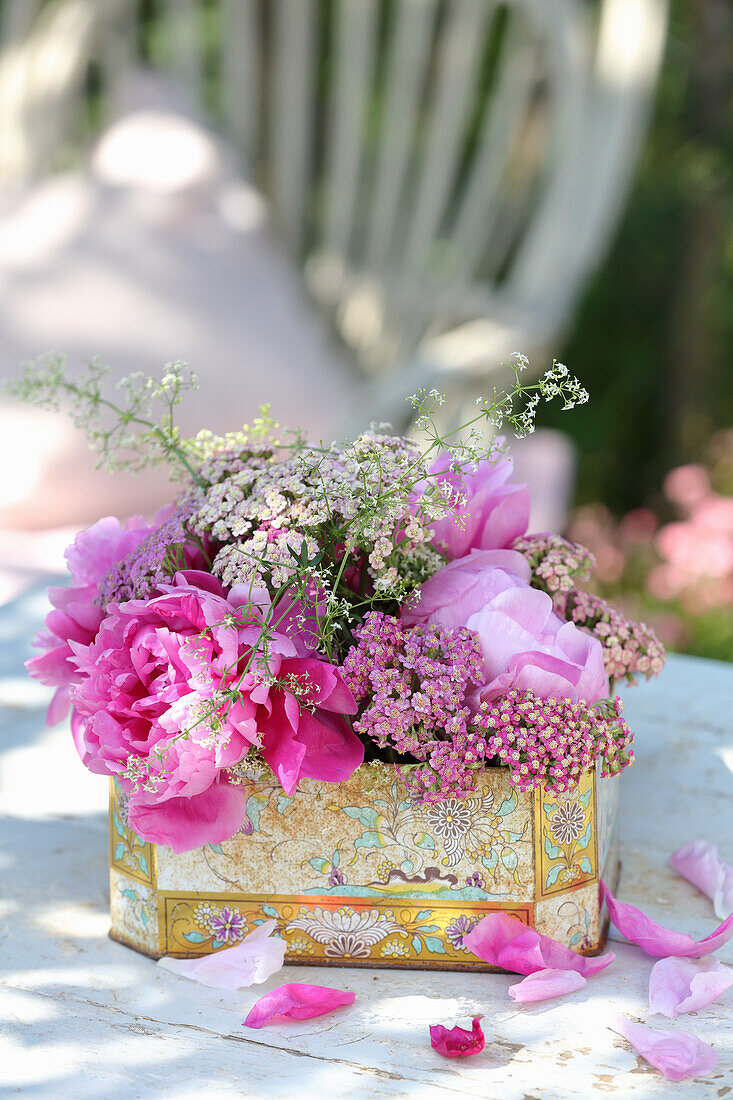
[{"xmin": 0, "ymin": 0, "xmax": 667, "ymax": 429}]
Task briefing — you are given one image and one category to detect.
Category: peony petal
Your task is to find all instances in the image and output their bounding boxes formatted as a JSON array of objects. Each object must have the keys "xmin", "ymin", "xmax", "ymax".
[
  {"xmin": 601, "ymin": 880, "xmax": 733, "ymax": 957},
  {"xmin": 243, "ymin": 983, "xmax": 355, "ymax": 1029},
  {"xmin": 648, "ymin": 956, "xmax": 733, "ymax": 1018},
  {"xmin": 429, "ymin": 1016, "xmax": 485, "ymax": 1058},
  {"xmin": 157, "ymin": 921, "xmax": 286, "ymax": 989},
  {"xmin": 610, "ymin": 1014, "xmax": 717, "ymax": 1081},
  {"xmin": 670, "ymin": 839, "xmax": 733, "ymax": 921},
  {"xmin": 128, "ymin": 780, "xmax": 248, "ymax": 853},
  {"xmin": 508, "ymin": 968, "xmax": 587, "ymax": 1003},
  {"xmin": 463, "ymin": 911, "xmax": 614, "ymax": 976}
]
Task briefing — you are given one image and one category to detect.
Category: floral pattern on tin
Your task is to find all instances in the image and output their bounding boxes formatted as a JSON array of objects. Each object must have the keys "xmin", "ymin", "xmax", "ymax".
[
  {"xmin": 286, "ymin": 905, "xmax": 407, "ymax": 959},
  {"xmin": 445, "ymin": 914, "xmax": 480, "ymax": 951},
  {"xmin": 540, "ymin": 774, "xmax": 597, "ymax": 896},
  {"xmin": 550, "ymin": 801, "xmax": 586, "ymax": 844}
]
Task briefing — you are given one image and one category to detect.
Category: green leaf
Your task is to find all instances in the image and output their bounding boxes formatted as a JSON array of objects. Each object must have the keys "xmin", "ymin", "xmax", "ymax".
[
  {"xmin": 113, "ymin": 810, "xmax": 125, "ymax": 839},
  {"xmin": 423, "ymin": 935, "xmax": 447, "ymax": 954},
  {"xmin": 183, "ymin": 931, "xmax": 206, "ymax": 944},
  {"xmin": 276, "ymin": 795, "xmax": 294, "ymax": 815},
  {"xmin": 212, "ymin": 938, "xmax": 224, "ymax": 949},
  {"xmin": 419, "ymin": 924, "xmax": 439, "ymax": 934},
  {"xmin": 578, "ymin": 787, "xmax": 592, "ymax": 808},
  {"xmin": 544, "ymin": 834, "xmax": 563, "ymax": 860},
  {"xmin": 545, "ymin": 864, "xmax": 564, "ymax": 889},
  {"xmin": 575, "ymin": 824, "xmax": 592, "ymax": 852},
  {"xmin": 482, "ymin": 850, "xmax": 498, "ymax": 873},
  {"xmin": 121, "ymin": 888, "xmax": 137, "ymax": 902},
  {"xmin": 568, "ymin": 931, "xmax": 583, "ymax": 947},
  {"xmin": 140, "ymin": 909, "xmax": 149, "ymax": 926},
  {"xmin": 497, "ymin": 790, "xmax": 517, "ymax": 816},
  {"xmin": 136, "ymin": 853, "xmax": 150, "ymax": 877},
  {"xmin": 543, "ymin": 802, "xmax": 556, "ymax": 816},
  {"xmin": 245, "ymin": 792, "xmax": 269, "ymax": 832},
  {"xmin": 500, "ymin": 847, "xmax": 518, "ymax": 871},
  {"xmin": 332, "ymin": 849, "xmax": 340, "ymax": 868},
  {"xmin": 308, "ymin": 857, "xmax": 331, "ymax": 874},
  {"xmin": 415, "ymin": 909, "xmax": 432, "ymax": 921},
  {"xmin": 411, "ymin": 935, "xmax": 422, "ymax": 954},
  {"xmin": 577, "ymin": 856, "xmax": 593, "ymax": 875},
  {"xmin": 414, "ymin": 832, "xmax": 435, "ymax": 850},
  {"xmin": 261, "ymin": 904, "xmax": 279, "ymax": 918},
  {"xmin": 342, "ymin": 806, "xmax": 379, "ymax": 829},
  {"xmin": 208, "ymin": 843, "xmax": 223, "ymax": 854},
  {"xmin": 401, "ymin": 859, "xmax": 413, "ymax": 874},
  {"xmin": 114, "ymin": 841, "xmax": 125, "ymax": 861},
  {"xmin": 354, "ymin": 830, "xmax": 388, "ymax": 850}
]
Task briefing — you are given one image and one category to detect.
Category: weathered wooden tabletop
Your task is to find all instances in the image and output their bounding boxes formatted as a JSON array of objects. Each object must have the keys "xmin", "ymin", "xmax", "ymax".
[{"xmin": 1, "ymin": 585, "xmax": 732, "ymax": 1098}]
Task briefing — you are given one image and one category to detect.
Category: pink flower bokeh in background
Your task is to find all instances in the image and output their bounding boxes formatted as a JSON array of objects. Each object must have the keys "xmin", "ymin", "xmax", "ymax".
[{"xmin": 565, "ymin": 429, "xmax": 733, "ymax": 661}]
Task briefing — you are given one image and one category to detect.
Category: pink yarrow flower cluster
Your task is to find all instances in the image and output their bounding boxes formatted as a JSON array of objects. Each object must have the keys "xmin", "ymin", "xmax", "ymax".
[
  {"xmin": 470, "ymin": 689, "xmax": 634, "ymax": 794},
  {"xmin": 342, "ymin": 612, "xmax": 484, "ymax": 756},
  {"xmin": 555, "ymin": 588, "xmax": 665, "ymax": 686},
  {"xmin": 513, "ymin": 533, "xmax": 595, "ymax": 595}
]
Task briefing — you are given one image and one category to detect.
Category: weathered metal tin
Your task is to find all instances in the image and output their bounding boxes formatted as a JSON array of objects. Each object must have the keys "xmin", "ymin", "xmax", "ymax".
[{"xmin": 109, "ymin": 762, "xmax": 620, "ymax": 970}]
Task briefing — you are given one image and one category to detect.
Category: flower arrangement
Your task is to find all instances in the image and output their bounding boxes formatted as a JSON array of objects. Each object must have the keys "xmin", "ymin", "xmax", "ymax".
[{"xmin": 13, "ymin": 353, "xmax": 665, "ymax": 855}]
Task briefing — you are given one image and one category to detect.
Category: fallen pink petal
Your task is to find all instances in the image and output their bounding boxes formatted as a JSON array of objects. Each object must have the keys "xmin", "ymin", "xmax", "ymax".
[
  {"xmin": 157, "ymin": 920, "xmax": 286, "ymax": 989},
  {"xmin": 670, "ymin": 839, "xmax": 733, "ymax": 921},
  {"xmin": 508, "ymin": 968, "xmax": 587, "ymax": 1003},
  {"xmin": 648, "ymin": 956, "xmax": 733, "ymax": 1018},
  {"xmin": 429, "ymin": 1016, "xmax": 485, "ymax": 1058},
  {"xmin": 463, "ymin": 911, "xmax": 614, "ymax": 976},
  {"xmin": 610, "ymin": 1014, "xmax": 718, "ymax": 1081},
  {"xmin": 243, "ymin": 983, "xmax": 356, "ymax": 1029},
  {"xmin": 601, "ymin": 880, "xmax": 733, "ymax": 957}
]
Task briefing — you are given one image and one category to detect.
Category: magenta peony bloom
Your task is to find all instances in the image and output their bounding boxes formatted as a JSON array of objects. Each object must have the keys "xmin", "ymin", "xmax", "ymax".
[
  {"xmin": 27, "ymin": 514, "xmax": 155, "ymax": 727},
  {"xmin": 419, "ymin": 448, "xmax": 529, "ymax": 559},
  {"xmin": 403, "ymin": 553, "xmax": 609, "ymax": 705},
  {"xmin": 70, "ymin": 571, "xmax": 361, "ymax": 851}
]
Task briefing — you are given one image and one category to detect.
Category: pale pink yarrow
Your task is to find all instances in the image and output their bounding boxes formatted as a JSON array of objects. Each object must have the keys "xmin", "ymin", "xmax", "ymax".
[
  {"xmin": 555, "ymin": 588, "xmax": 665, "ymax": 686},
  {"xmin": 513, "ymin": 533, "xmax": 596, "ymax": 595}
]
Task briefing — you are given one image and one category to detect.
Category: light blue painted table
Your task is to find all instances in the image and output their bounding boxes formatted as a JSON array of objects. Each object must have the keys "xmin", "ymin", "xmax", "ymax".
[{"xmin": 0, "ymin": 585, "xmax": 731, "ymax": 1098}]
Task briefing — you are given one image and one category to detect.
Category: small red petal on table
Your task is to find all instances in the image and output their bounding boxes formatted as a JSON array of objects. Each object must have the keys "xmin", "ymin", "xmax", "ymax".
[
  {"xmin": 429, "ymin": 1016, "xmax": 485, "ymax": 1058},
  {"xmin": 508, "ymin": 968, "xmax": 587, "ymax": 1003},
  {"xmin": 601, "ymin": 880, "xmax": 733, "ymax": 957},
  {"xmin": 610, "ymin": 1014, "xmax": 717, "ymax": 1081},
  {"xmin": 243, "ymin": 983, "xmax": 355, "ymax": 1029},
  {"xmin": 463, "ymin": 911, "xmax": 614, "ymax": 976}
]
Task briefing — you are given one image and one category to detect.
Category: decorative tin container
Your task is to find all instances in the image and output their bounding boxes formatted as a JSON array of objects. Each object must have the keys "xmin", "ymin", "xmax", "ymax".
[{"xmin": 109, "ymin": 762, "xmax": 620, "ymax": 971}]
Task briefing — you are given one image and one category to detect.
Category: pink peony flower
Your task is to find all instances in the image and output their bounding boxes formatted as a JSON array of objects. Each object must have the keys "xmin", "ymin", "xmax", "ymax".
[
  {"xmin": 417, "ymin": 447, "xmax": 529, "ymax": 559},
  {"xmin": 401, "ymin": 548, "xmax": 530, "ymax": 629},
  {"xmin": 70, "ymin": 571, "xmax": 361, "ymax": 851},
  {"xmin": 404, "ymin": 554, "xmax": 609, "ymax": 705},
  {"xmin": 27, "ymin": 514, "xmax": 156, "ymax": 727}
]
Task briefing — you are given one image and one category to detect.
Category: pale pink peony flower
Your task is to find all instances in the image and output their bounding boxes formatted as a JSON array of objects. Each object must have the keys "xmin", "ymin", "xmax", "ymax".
[
  {"xmin": 417, "ymin": 447, "xmax": 529, "ymax": 559},
  {"xmin": 403, "ymin": 553, "xmax": 608, "ymax": 705},
  {"xmin": 70, "ymin": 571, "xmax": 361, "ymax": 851},
  {"xmin": 27, "ymin": 514, "xmax": 156, "ymax": 727}
]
